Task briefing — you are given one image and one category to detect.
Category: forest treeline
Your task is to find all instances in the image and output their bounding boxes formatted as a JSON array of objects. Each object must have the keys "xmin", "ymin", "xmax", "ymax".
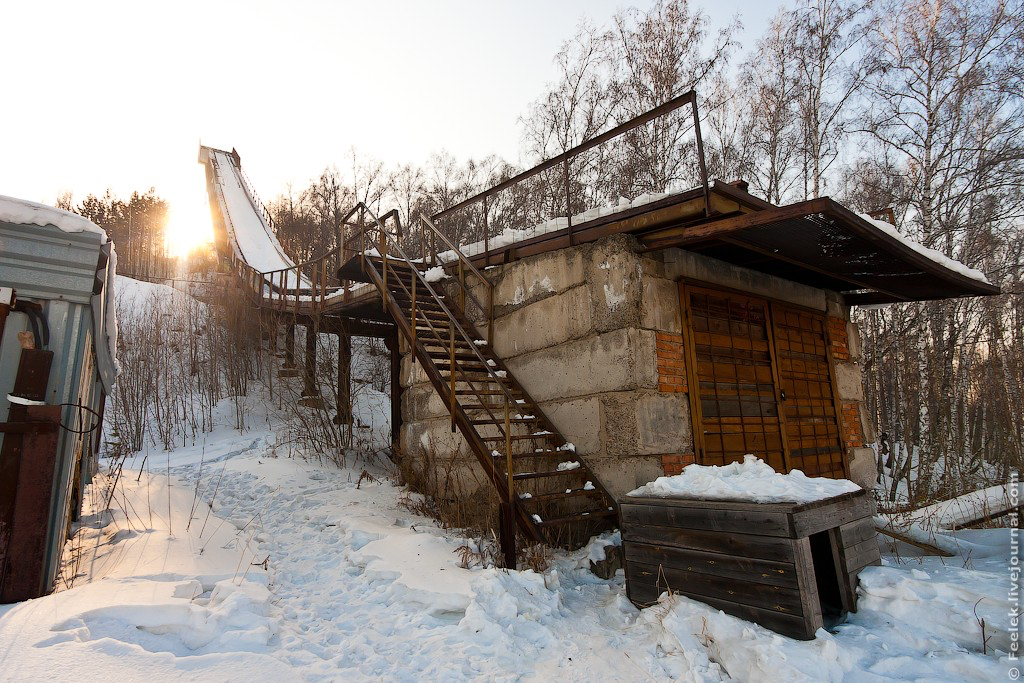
[
  {"xmin": 267, "ymin": 0, "xmax": 1022, "ymax": 504},
  {"xmin": 57, "ymin": 189, "xmax": 178, "ymax": 279}
]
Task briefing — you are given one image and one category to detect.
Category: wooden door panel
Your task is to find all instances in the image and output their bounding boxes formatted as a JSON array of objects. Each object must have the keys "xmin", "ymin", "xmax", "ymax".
[
  {"xmin": 680, "ymin": 283, "xmax": 846, "ymax": 479},
  {"xmin": 682, "ymin": 286, "xmax": 787, "ymax": 472},
  {"xmin": 770, "ymin": 303, "xmax": 846, "ymax": 478}
]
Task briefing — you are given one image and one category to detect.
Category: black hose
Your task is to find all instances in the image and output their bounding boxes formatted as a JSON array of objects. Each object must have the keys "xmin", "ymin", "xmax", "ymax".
[
  {"xmin": 30, "ymin": 306, "xmax": 50, "ymax": 347},
  {"xmin": 12, "ymin": 301, "xmax": 49, "ymax": 349},
  {"xmin": 55, "ymin": 402, "xmax": 102, "ymax": 435}
]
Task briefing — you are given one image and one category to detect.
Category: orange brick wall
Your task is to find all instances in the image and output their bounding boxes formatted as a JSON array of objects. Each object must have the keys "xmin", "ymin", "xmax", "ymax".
[
  {"xmin": 841, "ymin": 401, "xmax": 864, "ymax": 448},
  {"xmin": 656, "ymin": 332, "xmax": 687, "ymax": 393},
  {"xmin": 661, "ymin": 452, "xmax": 696, "ymax": 476},
  {"xmin": 827, "ymin": 316, "xmax": 850, "ymax": 361}
]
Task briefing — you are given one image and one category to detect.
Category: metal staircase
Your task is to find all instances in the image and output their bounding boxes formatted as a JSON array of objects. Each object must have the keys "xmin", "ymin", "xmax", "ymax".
[{"xmin": 347, "ymin": 208, "xmax": 618, "ymax": 550}]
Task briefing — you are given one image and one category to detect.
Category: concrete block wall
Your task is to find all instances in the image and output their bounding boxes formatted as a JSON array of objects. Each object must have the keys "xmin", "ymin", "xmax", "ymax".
[
  {"xmin": 826, "ymin": 299, "xmax": 878, "ymax": 488},
  {"xmin": 401, "ymin": 234, "xmax": 689, "ymax": 499},
  {"xmin": 400, "ymin": 233, "xmax": 878, "ymax": 506}
]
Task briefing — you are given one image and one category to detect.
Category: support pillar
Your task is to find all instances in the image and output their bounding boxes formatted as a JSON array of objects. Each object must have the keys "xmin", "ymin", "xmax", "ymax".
[
  {"xmin": 333, "ymin": 332, "xmax": 352, "ymax": 426},
  {"xmin": 385, "ymin": 332, "xmax": 403, "ymax": 456},
  {"xmin": 268, "ymin": 314, "xmax": 280, "ymax": 356},
  {"xmin": 278, "ymin": 321, "xmax": 300, "ymax": 378},
  {"xmin": 499, "ymin": 502, "xmax": 517, "ymax": 570},
  {"xmin": 283, "ymin": 323, "xmax": 296, "ymax": 368},
  {"xmin": 299, "ymin": 322, "xmax": 325, "ymax": 408}
]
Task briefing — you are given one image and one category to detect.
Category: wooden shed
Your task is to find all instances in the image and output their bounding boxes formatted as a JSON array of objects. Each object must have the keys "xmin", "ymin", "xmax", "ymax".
[
  {"xmin": 0, "ymin": 196, "xmax": 116, "ymax": 602},
  {"xmin": 621, "ymin": 489, "xmax": 880, "ymax": 639}
]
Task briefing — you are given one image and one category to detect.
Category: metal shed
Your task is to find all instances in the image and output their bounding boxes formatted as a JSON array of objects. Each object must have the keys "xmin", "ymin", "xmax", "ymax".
[{"xmin": 0, "ymin": 196, "xmax": 116, "ymax": 602}]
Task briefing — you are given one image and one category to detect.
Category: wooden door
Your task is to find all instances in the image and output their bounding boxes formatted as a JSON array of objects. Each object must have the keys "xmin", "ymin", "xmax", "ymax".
[
  {"xmin": 680, "ymin": 285, "xmax": 787, "ymax": 472},
  {"xmin": 770, "ymin": 304, "xmax": 847, "ymax": 478}
]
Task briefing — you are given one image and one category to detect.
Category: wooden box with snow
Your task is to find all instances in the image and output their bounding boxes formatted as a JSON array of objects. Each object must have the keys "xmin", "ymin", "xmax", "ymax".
[{"xmin": 621, "ymin": 480, "xmax": 880, "ymax": 640}]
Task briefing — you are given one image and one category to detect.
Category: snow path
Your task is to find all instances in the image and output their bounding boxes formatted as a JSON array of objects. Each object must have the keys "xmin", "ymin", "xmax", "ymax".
[{"xmin": 160, "ymin": 447, "xmax": 694, "ymax": 681}]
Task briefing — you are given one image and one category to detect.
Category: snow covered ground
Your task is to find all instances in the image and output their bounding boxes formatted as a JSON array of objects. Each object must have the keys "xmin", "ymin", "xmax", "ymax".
[
  {"xmin": 0, "ymin": 395, "xmax": 1012, "ymax": 681},
  {"xmin": 0, "ymin": 276, "xmax": 1014, "ymax": 681}
]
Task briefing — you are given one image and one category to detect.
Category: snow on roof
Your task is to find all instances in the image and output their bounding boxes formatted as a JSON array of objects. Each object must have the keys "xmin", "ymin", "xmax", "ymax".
[
  {"xmin": 627, "ymin": 454, "xmax": 861, "ymax": 504},
  {"xmin": 0, "ymin": 194, "xmax": 107, "ymax": 242},
  {"xmin": 434, "ymin": 190, "xmax": 691, "ymax": 263},
  {"xmin": 858, "ymin": 214, "xmax": 990, "ymax": 285}
]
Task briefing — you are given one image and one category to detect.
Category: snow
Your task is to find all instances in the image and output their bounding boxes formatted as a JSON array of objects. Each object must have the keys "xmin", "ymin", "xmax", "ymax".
[
  {"xmin": 859, "ymin": 214, "xmax": 991, "ymax": 284},
  {"xmin": 115, "ymin": 273, "xmax": 192, "ymax": 310},
  {"xmin": 556, "ymin": 460, "xmax": 581, "ymax": 472},
  {"xmin": 433, "ymin": 190, "xmax": 693, "ymax": 264},
  {"xmin": 906, "ymin": 483, "xmax": 1016, "ymax": 530},
  {"xmin": 628, "ymin": 454, "xmax": 861, "ymax": 503},
  {"xmin": 210, "ymin": 151, "xmax": 306, "ymax": 286},
  {"xmin": 1, "ymin": 405, "xmax": 1009, "ymax": 681},
  {"xmin": 6, "ymin": 394, "xmax": 46, "ymax": 406},
  {"xmin": 103, "ymin": 243, "xmax": 119, "ymax": 371},
  {"xmin": 422, "ymin": 265, "xmax": 446, "ymax": 283},
  {"xmin": 874, "ymin": 514, "xmax": 963, "ymax": 555},
  {"xmin": 0, "ymin": 194, "xmax": 107, "ymax": 241},
  {"xmin": 582, "ymin": 531, "xmax": 621, "ymax": 564}
]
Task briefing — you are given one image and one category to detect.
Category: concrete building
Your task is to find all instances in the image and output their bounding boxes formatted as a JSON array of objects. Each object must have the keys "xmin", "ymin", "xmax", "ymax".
[{"xmin": 397, "ymin": 179, "xmax": 997, "ymax": 519}]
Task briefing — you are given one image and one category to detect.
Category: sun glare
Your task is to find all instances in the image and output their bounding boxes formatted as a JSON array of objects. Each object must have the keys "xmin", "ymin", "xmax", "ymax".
[{"xmin": 165, "ymin": 202, "xmax": 214, "ymax": 258}]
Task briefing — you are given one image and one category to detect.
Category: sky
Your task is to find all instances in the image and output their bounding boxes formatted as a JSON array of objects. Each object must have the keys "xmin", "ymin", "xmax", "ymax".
[{"xmin": 0, "ymin": 0, "xmax": 784, "ymax": 253}]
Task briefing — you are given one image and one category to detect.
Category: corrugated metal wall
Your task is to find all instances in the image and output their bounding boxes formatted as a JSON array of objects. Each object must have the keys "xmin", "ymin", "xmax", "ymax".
[{"xmin": 0, "ymin": 219, "xmax": 114, "ymax": 596}]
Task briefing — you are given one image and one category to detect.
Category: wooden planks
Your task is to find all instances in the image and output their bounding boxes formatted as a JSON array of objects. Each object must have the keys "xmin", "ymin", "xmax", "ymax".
[
  {"xmin": 682, "ymin": 285, "xmax": 788, "ymax": 472},
  {"xmin": 771, "ymin": 303, "xmax": 846, "ymax": 478},
  {"xmin": 622, "ymin": 490, "xmax": 879, "ymax": 640},
  {"xmin": 678, "ymin": 282, "xmax": 848, "ymax": 480}
]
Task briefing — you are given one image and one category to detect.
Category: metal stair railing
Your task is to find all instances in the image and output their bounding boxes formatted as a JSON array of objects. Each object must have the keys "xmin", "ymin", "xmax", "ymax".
[
  {"xmin": 353, "ymin": 202, "xmax": 619, "ymax": 556},
  {"xmin": 352, "ymin": 204, "xmax": 544, "ymax": 547}
]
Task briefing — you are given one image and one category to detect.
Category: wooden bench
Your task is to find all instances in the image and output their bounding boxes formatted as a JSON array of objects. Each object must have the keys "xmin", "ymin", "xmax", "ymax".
[{"xmin": 621, "ymin": 489, "xmax": 880, "ymax": 640}]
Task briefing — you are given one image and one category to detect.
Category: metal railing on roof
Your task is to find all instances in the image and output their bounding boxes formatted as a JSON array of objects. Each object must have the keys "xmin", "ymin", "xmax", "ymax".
[{"xmin": 431, "ymin": 90, "xmax": 710, "ymax": 259}]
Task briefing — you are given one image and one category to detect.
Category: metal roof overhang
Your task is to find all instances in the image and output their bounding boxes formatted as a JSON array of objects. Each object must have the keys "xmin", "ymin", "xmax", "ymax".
[{"xmin": 638, "ymin": 197, "xmax": 1000, "ymax": 305}]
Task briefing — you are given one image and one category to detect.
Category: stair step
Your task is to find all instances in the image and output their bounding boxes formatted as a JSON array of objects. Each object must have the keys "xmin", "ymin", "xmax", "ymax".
[
  {"xmin": 413, "ymin": 327, "xmax": 453, "ymax": 338},
  {"xmin": 460, "ymin": 402, "xmax": 526, "ymax": 411},
  {"xmin": 518, "ymin": 487, "xmax": 604, "ymax": 503},
  {"xmin": 482, "ymin": 433, "xmax": 557, "ymax": 443},
  {"xmin": 510, "ymin": 449, "xmax": 576, "ymax": 459},
  {"xmin": 469, "ymin": 417, "xmax": 540, "ymax": 425},
  {"xmin": 411, "ymin": 310, "xmax": 451, "ymax": 320},
  {"xmin": 454, "ymin": 389, "xmax": 521, "ymax": 396},
  {"xmin": 404, "ymin": 306, "xmax": 447, "ymax": 316},
  {"xmin": 532, "ymin": 509, "xmax": 616, "ymax": 527},
  {"xmin": 440, "ymin": 374, "xmax": 509, "ymax": 383},
  {"xmin": 427, "ymin": 351, "xmax": 484, "ymax": 361},
  {"xmin": 513, "ymin": 468, "xmax": 587, "ymax": 480}
]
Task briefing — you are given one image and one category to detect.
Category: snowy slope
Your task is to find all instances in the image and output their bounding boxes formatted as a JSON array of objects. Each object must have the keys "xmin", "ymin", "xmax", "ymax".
[{"xmin": 209, "ymin": 151, "xmax": 307, "ymax": 288}]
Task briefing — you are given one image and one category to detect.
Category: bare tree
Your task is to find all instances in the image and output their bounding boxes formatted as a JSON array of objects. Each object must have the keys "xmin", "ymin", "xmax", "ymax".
[
  {"xmin": 738, "ymin": 11, "xmax": 803, "ymax": 203},
  {"xmin": 792, "ymin": 0, "xmax": 868, "ymax": 198},
  {"xmin": 521, "ymin": 20, "xmax": 619, "ymax": 160},
  {"xmin": 850, "ymin": 0, "xmax": 1024, "ymax": 500}
]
